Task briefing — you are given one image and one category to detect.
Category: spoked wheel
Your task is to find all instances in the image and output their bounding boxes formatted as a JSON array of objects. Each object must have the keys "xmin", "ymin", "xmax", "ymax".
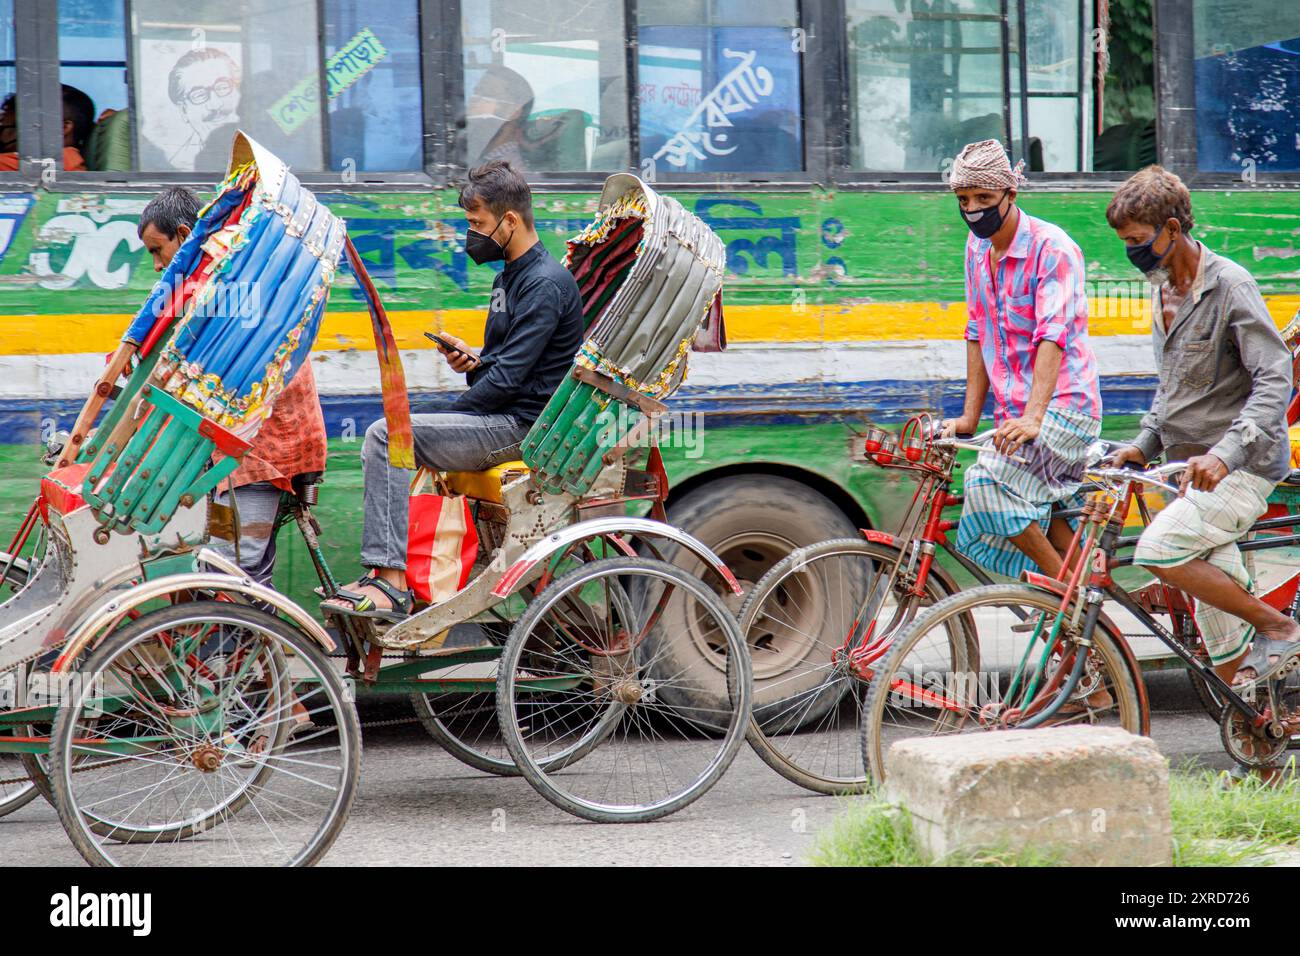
[
  {"xmin": 497, "ymin": 557, "xmax": 753, "ymax": 823},
  {"xmin": 412, "ymin": 690, "xmax": 518, "ymax": 774},
  {"xmin": 0, "ymin": 553, "xmax": 42, "ymax": 817},
  {"xmin": 738, "ymin": 538, "xmax": 954, "ymax": 795},
  {"xmin": 50, "ymin": 601, "xmax": 360, "ymax": 866},
  {"xmin": 0, "ymin": 662, "xmax": 42, "ymax": 818},
  {"xmin": 861, "ymin": 584, "xmax": 1143, "ymax": 786}
]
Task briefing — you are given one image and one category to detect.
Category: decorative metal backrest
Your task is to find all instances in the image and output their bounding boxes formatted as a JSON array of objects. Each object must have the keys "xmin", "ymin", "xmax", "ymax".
[
  {"xmin": 78, "ymin": 132, "xmax": 347, "ymax": 535},
  {"xmin": 522, "ymin": 175, "xmax": 726, "ymax": 495}
]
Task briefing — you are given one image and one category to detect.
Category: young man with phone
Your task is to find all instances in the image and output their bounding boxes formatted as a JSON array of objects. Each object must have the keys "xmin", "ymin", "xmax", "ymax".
[{"xmin": 324, "ymin": 160, "xmax": 584, "ymax": 620}]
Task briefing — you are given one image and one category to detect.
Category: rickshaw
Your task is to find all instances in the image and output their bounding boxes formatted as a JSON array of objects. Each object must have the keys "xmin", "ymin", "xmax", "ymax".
[
  {"xmin": 317, "ymin": 169, "xmax": 753, "ymax": 826},
  {"xmin": 0, "ymin": 132, "xmax": 752, "ymax": 866}
]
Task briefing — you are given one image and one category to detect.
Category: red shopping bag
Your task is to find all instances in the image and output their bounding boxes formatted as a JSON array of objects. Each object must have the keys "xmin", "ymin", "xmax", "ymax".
[{"xmin": 407, "ymin": 469, "xmax": 479, "ymax": 604}]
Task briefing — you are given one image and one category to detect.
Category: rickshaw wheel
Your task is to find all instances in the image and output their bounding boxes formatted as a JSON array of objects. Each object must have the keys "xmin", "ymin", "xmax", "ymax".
[
  {"xmin": 409, "ymin": 540, "xmax": 620, "ymax": 776},
  {"xmin": 0, "ymin": 661, "xmax": 42, "ymax": 818},
  {"xmin": 497, "ymin": 557, "xmax": 752, "ymax": 823},
  {"xmin": 50, "ymin": 600, "xmax": 360, "ymax": 867},
  {"xmin": 1, "ymin": 554, "xmax": 44, "ymax": 817}
]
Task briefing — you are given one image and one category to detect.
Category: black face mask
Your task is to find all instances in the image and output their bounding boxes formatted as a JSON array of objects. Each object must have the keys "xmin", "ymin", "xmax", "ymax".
[
  {"xmin": 961, "ymin": 191, "xmax": 1010, "ymax": 239},
  {"xmin": 465, "ymin": 215, "xmax": 512, "ymax": 265},
  {"xmin": 1126, "ymin": 229, "xmax": 1172, "ymax": 276}
]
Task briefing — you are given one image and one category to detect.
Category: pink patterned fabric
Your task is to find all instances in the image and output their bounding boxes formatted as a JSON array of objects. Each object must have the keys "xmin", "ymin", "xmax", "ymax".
[{"xmin": 963, "ymin": 210, "xmax": 1101, "ymax": 423}]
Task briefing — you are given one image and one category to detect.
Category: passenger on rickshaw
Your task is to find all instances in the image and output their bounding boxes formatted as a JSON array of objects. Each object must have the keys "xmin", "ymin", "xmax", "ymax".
[
  {"xmin": 137, "ymin": 186, "xmax": 329, "ymax": 587},
  {"xmin": 323, "ymin": 160, "xmax": 585, "ymax": 621},
  {"xmin": 1106, "ymin": 166, "xmax": 1300, "ymax": 687},
  {"xmin": 940, "ymin": 139, "xmax": 1103, "ymax": 581}
]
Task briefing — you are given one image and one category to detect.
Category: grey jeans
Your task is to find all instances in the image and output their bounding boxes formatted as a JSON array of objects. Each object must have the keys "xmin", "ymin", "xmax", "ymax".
[
  {"xmin": 361, "ymin": 411, "xmax": 531, "ymax": 571},
  {"xmin": 211, "ymin": 481, "xmax": 285, "ymax": 588}
]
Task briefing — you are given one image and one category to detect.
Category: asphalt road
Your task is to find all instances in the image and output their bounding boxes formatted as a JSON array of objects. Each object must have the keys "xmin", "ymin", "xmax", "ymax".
[{"xmin": 0, "ymin": 670, "xmax": 1246, "ymax": 867}]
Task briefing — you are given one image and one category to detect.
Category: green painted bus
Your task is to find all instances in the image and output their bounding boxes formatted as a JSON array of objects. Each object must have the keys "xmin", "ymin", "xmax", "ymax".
[{"xmin": 1, "ymin": 0, "xmax": 1298, "ymax": 693}]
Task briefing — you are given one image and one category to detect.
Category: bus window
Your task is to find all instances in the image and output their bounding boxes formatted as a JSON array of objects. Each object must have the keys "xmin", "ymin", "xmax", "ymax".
[
  {"xmin": 1093, "ymin": 0, "xmax": 1156, "ymax": 173},
  {"xmin": 1193, "ymin": 2, "xmax": 1300, "ymax": 173},
  {"xmin": 847, "ymin": 0, "xmax": 1010, "ymax": 173},
  {"xmin": 59, "ymin": 0, "xmax": 128, "ymax": 172},
  {"xmin": 116, "ymin": 0, "xmax": 421, "ymax": 175},
  {"xmin": 846, "ymin": 1, "xmax": 1158, "ymax": 175},
  {"xmin": 326, "ymin": 1, "xmax": 424, "ymax": 172},
  {"xmin": 461, "ymin": 0, "xmax": 630, "ymax": 173},
  {"xmin": 0, "ymin": 0, "xmax": 13, "ymax": 166},
  {"xmin": 1014, "ymin": 0, "xmax": 1083, "ymax": 171},
  {"xmin": 637, "ymin": 0, "xmax": 804, "ymax": 175}
]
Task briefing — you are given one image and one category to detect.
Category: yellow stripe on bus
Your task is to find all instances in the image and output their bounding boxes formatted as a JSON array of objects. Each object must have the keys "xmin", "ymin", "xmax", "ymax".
[{"xmin": 7, "ymin": 295, "xmax": 1300, "ymax": 356}]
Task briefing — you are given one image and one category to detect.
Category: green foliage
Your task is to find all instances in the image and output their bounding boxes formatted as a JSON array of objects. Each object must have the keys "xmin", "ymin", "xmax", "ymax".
[
  {"xmin": 808, "ymin": 795, "xmax": 1065, "ymax": 867},
  {"xmin": 1103, "ymin": 0, "xmax": 1156, "ymax": 127}
]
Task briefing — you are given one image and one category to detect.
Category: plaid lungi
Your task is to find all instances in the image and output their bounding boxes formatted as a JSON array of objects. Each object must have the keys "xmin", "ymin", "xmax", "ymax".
[
  {"xmin": 1132, "ymin": 469, "xmax": 1275, "ymax": 664},
  {"xmin": 956, "ymin": 406, "xmax": 1100, "ymax": 579}
]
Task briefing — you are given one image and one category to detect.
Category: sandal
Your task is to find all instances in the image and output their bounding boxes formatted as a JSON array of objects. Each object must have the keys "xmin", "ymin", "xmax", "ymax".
[
  {"xmin": 322, "ymin": 573, "xmax": 415, "ymax": 623},
  {"xmin": 1234, "ymin": 637, "xmax": 1300, "ymax": 686}
]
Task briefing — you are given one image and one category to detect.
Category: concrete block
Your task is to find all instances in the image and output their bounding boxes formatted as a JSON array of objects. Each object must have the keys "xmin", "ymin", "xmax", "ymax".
[{"xmin": 883, "ymin": 727, "xmax": 1171, "ymax": 866}]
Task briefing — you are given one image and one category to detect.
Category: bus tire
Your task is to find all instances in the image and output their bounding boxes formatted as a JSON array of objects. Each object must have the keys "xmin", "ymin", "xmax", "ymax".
[{"xmin": 650, "ymin": 474, "xmax": 858, "ymax": 728}]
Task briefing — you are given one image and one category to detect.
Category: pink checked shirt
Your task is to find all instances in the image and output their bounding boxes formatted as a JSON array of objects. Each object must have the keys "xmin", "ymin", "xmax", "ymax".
[{"xmin": 963, "ymin": 210, "xmax": 1101, "ymax": 424}]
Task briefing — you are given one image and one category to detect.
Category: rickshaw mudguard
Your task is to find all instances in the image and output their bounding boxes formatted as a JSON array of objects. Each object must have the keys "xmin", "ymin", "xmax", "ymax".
[
  {"xmin": 491, "ymin": 516, "xmax": 741, "ymax": 599},
  {"xmin": 52, "ymin": 556, "xmax": 334, "ymax": 673},
  {"xmin": 0, "ymin": 500, "xmax": 208, "ymax": 675}
]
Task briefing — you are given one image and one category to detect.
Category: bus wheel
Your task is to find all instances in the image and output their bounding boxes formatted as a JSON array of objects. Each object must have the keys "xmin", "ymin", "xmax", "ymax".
[{"xmin": 651, "ymin": 475, "xmax": 857, "ymax": 730}]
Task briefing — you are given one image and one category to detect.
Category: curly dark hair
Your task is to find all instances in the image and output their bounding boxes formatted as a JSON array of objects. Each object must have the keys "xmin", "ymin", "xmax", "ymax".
[{"xmin": 1105, "ymin": 165, "xmax": 1195, "ymax": 235}]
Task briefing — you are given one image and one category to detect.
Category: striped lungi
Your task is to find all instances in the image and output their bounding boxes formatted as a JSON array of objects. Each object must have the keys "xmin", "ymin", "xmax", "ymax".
[
  {"xmin": 1132, "ymin": 469, "xmax": 1274, "ymax": 665},
  {"xmin": 956, "ymin": 406, "xmax": 1101, "ymax": 579}
]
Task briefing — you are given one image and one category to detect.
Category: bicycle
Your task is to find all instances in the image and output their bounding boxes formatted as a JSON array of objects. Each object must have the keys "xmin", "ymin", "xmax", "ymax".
[
  {"xmin": 737, "ymin": 416, "xmax": 1027, "ymax": 793},
  {"xmin": 860, "ymin": 458, "xmax": 1300, "ymax": 783}
]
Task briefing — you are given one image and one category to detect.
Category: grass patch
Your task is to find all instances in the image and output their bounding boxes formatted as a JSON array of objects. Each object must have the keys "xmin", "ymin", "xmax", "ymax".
[
  {"xmin": 811, "ymin": 765, "xmax": 1300, "ymax": 867},
  {"xmin": 808, "ymin": 798, "xmax": 1065, "ymax": 867},
  {"xmin": 1170, "ymin": 761, "xmax": 1300, "ymax": 866}
]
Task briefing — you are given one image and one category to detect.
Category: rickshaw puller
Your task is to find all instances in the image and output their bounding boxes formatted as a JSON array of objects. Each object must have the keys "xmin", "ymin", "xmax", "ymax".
[
  {"xmin": 1107, "ymin": 166, "xmax": 1300, "ymax": 688},
  {"xmin": 941, "ymin": 139, "xmax": 1102, "ymax": 581}
]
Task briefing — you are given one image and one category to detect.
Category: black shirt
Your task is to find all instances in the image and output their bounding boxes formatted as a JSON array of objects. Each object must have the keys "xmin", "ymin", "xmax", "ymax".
[{"xmin": 450, "ymin": 241, "xmax": 584, "ymax": 423}]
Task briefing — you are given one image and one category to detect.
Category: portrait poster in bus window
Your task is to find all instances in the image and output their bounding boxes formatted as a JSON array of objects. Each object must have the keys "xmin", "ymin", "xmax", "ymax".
[{"xmin": 132, "ymin": 7, "xmax": 324, "ymax": 174}]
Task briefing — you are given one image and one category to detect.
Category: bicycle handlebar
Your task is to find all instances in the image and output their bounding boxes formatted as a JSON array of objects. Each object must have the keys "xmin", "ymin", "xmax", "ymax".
[{"xmin": 1086, "ymin": 460, "xmax": 1188, "ymax": 495}]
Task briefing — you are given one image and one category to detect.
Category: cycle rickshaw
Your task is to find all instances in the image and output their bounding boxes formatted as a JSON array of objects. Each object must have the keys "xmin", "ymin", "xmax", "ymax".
[{"xmin": 0, "ymin": 132, "xmax": 752, "ymax": 866}]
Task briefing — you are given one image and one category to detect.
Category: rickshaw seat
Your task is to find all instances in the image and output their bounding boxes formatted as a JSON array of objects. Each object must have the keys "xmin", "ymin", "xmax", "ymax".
[
  {"xmin": 443, "ymin": 460, "xmax": 529, "ymax": 504},
  {"xmin": 40, "ymin": 462, "xmax": 91, "ymax": 517}
]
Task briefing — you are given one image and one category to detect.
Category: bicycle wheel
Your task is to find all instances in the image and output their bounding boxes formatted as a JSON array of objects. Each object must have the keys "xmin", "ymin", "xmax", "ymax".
[
  {"xmin": 50, "ymin": 601, "xmax": 360, "ymax": 866},
  {"xmin": 738, "ymin": 537, "xmax": 956, "ymax": 795},
  {"xmin": 497, "ymin": 557, "xmax": 752, "ymax": 823},
  {"xmin": 861, "ymin": 583, "xmax": 1143, "ymax": 786}
]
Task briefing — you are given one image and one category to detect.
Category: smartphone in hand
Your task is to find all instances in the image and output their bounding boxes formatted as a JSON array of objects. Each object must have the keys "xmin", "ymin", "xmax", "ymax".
[{"xmin": 425, "ymin": 331, "xmax": 480, "ymax": 369}]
